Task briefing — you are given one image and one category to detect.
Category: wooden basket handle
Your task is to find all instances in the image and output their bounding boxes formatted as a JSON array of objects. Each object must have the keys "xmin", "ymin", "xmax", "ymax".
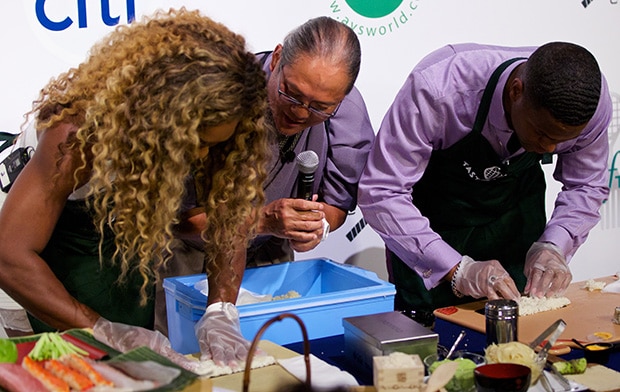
[{"xmin": 243, "ymin": 313, "xmax": 311, "ymax": 392}]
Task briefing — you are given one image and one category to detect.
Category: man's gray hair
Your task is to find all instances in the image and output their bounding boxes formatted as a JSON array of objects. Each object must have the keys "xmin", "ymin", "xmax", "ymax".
[{"xmin": 280, "ymin": 16, "xmax": 361, "ymax": 94}]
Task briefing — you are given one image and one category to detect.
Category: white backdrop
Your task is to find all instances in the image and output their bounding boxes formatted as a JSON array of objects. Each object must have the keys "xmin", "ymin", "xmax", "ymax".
[{"xmin": 1, "ymin": 0, "xmax": 619, "ymax": 284}]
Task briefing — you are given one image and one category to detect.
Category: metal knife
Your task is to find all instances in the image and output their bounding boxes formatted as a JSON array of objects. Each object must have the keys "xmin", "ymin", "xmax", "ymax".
[
  {"xmin": 546, "ymin": 362, "xmax": 573, "ymax": 391},
  {"xmin": 539, "ymin": 371, "xmax": 554, "ymax": 392},
  {"xmin": 529, "ymin": 319, "xmax": 567, "ymax": 350},
  {"xmin": 536, "ymin": 319, "xmax": 567, "ymax": 362}
]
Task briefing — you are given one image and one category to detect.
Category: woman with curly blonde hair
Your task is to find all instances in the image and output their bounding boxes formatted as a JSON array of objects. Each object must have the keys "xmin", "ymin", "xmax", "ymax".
[{"xmin": 0, "ymin": 8, "xmax": 269, "ymax": 368}]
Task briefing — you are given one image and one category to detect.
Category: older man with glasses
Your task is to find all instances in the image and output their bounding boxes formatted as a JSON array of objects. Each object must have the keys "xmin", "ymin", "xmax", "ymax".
[
  {"xmin": 154, "ymin": 16, "xmax": 375, "ymax": 367},
  {"xmin": 250, "ymin": 16, "xmax": 374, "ymax": 264}
]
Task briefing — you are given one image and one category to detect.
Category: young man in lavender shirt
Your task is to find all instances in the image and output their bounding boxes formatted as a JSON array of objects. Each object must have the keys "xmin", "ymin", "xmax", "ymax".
[{"xmin": 358, "ymin": 42, "xmax": 611, "ymax": 325}]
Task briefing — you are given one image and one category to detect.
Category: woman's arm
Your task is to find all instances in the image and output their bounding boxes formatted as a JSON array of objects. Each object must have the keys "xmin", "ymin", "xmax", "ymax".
[{"xmin": 0, "ymin": 123, "xmax": 100, "ymax": 330}]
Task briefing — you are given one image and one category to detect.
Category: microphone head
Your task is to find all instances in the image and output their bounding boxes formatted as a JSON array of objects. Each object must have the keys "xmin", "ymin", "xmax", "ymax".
[{"xmin": 296, "ymin": 150, "xmax": 319, "ymax": 174}]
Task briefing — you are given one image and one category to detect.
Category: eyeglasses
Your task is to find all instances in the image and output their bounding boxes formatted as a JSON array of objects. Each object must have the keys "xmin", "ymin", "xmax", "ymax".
[{"xmin": 277, "ymin": 72, "xmax": 340, "ymax": 120}]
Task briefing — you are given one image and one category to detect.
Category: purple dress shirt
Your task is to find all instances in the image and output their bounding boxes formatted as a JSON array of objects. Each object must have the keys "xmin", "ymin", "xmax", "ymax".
[
  {"xmin": 358, "ymin": 43, "xmax": 612, "ymax": 290},
  {"xmin": 250, "ymin": 52, "xmax": 375, "ymax": 260}
]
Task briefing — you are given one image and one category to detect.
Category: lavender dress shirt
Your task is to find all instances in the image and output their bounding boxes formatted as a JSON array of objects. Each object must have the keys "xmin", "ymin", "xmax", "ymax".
[
  {"xmin": 250, "ymin": 52, "xmax": 375, "ymax": 260},
  {"xmin": 358, "ymin": 43, "xmax": 612, "ymax": 290}
]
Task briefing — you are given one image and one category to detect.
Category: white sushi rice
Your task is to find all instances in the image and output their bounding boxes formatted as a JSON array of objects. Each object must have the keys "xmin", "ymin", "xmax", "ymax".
[
  {"xmin": 582, "ymin": 279, "xmax": 607, "ymax": 291},
  {"xmin": 190, "ymin": 354, "xmax": 276, "ymax": 377},
  {"xmin": 517, "ymin": 296, "xmax": 571, "ymax": 316}
]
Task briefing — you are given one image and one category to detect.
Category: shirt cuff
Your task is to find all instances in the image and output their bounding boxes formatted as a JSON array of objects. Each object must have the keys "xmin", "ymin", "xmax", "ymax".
[
  {"xmin": 537, "ymin": 226, "xmax": 573, "ymax": 260},
  {"xmin": 416, "ymin": 240, "xmax": 462, "ymax": 290}
]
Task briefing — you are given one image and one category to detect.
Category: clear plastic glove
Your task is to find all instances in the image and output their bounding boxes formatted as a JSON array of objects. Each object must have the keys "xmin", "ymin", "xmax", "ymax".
[
  {"xmin": 524, "ymin": 242, "xmax": 572, "ymax": 298},
  {"xmin": 195, "ymin": 302, "xmax": 256, "ymax": 367},
  {"xmin": 454, "ymin": 256, "xmax": 520, "ymax": 300},
  {"xmin": 92, "ymin": 317, "xmax": 199, "ymax": 372}
]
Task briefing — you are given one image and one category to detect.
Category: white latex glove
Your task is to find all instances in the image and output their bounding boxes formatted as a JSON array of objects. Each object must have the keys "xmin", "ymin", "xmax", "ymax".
[
  {"xmin": 92, "ymin": 317, "xmax": 199, "ymax": 372},
  {"xmin": 524, "ymin": 242, "xmax": 572, "ymax": 298},
  {"xmin": 454, "ymin": 256, "xmax": 520, "ymax": 300},
  {"xmin": 195, "ymin": 302, "xmax": 254, "ymax": 367}
]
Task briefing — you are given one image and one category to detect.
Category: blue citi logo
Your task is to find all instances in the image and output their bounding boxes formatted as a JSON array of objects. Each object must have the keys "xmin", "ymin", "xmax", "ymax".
[{"xmin": 35, "ymin": 0, "xmax": 135, "ymax": 31}]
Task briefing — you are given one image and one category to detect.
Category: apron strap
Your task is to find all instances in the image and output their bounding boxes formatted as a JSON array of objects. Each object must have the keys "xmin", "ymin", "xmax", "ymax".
[
  {"xmin": 472, "ymin": 57, "xmax": 526, "ymax": 134},
  {"xmin": 0, "ymin": 132, "xmax": 18, "ymax": 154}
]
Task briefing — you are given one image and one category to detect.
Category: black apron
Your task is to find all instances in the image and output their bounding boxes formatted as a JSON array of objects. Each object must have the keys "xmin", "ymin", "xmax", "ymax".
[
  {"xmin": 389, "ymin": 58, "xmax": 547, "ymax": 321},
  {"xmin": 29, "ymin": 199, "xmax": 154, "ymax": 332}
]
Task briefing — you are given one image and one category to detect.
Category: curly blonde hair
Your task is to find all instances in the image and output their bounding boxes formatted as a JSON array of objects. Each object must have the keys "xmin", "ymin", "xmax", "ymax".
[{"xmin": 31, "ymin": 8, "xmax": 270, "ymax": 305}]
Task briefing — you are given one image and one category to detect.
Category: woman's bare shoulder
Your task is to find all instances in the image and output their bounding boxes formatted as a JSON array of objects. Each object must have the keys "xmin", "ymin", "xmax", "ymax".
[
  {"xmin": 30, "ymin": 121, "xmax": 89, "ymax": 189},
  {"xmin": 37, "ymin": 121, "xmax": 80, "ymax": 146}
]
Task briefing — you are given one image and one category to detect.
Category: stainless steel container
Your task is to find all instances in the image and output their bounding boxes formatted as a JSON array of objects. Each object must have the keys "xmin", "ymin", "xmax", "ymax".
[
  {"xmin": 485, "ymin": 299, "xmax": 518, "ymax": 346},
  {"xmin": 343, "ymin": 311, "xmax": 438, "ymax": 376}
]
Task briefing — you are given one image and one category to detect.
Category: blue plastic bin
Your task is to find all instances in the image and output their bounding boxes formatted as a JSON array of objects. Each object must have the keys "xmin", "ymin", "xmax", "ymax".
[{"xmin": 163, "ymin": 258, "xmax": 395, "ymax": 354}]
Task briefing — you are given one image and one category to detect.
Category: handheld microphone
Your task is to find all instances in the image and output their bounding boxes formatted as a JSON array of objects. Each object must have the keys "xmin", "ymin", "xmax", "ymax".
[{"xmin": 295, "ymin": 150, "xmax": 319, "ymax": 200}]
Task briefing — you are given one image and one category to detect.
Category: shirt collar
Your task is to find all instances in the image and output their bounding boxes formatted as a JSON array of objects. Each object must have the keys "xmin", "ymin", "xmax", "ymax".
[{"xmin": 488, "ymin": 59, "xmax": 527, "ymax": 152}]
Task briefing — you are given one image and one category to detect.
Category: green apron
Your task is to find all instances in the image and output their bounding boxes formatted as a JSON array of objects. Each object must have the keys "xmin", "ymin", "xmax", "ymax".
[
  {"xmin": 389, "ymin": 58, "xmax": 548, "ymax": 319},
  {"xmin": 29, "ymin": 199, "xmax": 154, "ymax": 332}
]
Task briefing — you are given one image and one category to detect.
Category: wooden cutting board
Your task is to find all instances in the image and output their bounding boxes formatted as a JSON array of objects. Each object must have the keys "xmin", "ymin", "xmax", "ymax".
[
  {"xmin": 434, "ymin": 276, "xmax": 620, "ymax": 351},
  {"xmin": 207, "ymin": 340, "xmax": 303, "ymax": 392}
]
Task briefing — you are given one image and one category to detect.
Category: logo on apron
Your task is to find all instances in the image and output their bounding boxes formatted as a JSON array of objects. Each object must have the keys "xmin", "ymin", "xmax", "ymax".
[{"xmin": 463, "ymin": 161, "xmax": 507, "ymax": 181}]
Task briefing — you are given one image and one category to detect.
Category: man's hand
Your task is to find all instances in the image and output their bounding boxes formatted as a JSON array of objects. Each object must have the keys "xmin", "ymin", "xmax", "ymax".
[
  {"xmin": 524, "ymin": 242, "xmax": 572, "ymax": 298},
  {"xmin": 454, "ymin": 256, "xmax": 521, "ymax": 300},
  {"xmin": 259, "ymin": 197, "xmax": 326, "ymax": 252}
]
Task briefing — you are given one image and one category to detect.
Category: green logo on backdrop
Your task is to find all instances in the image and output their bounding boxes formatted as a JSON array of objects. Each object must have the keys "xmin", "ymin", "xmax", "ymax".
[
  {"xmin": 344, "ymin": 0, "xmax": 404, "ymax": 18},
  {"xmin": 329, "ymin": 0, "xmax": 419, "ymax": 37}
]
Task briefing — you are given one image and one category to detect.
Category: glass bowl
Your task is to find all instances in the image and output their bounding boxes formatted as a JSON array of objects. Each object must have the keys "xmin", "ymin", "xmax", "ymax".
[
  {"xmin": 532, "ymin": 354, "xmax": 547, "ymax": 384},
  {"xmin": 423, "ymin": 350, "xmax": 486, "ymax": 392},
  {"xmin": 422, "ymin": 345, "xmax": 448, "ymax": 373}
]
